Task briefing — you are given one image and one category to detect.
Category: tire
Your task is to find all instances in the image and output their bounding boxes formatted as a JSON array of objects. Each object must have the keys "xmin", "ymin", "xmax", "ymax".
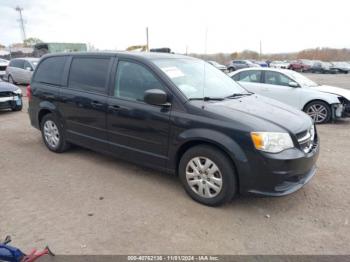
[
  {"xmin": 12, "ymin": 104, "xmax": 22, "ymax": 111},
  {"xmin": 228, "ymin": 67, "xmax": 235, "ymax": 73},
  {"xmin": 8, "ymin": 75, "xmax": 16, "ymax": 84},
  {"xmin": 40, "ymin": 113, "xmax": 70, "ymax": 153},
  {"xmin": 304, "ymin": 101, "xmax": 331, "ymax": 124},
  {"xmin": 179, "ymin": 145, "xmax": 237, "ymax": 206}
]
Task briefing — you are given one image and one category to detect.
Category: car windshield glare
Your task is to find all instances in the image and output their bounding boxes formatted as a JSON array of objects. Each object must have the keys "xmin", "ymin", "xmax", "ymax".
[
  {"xmin": 288, "ymin": 71, "xmax": 318, "ymax": 87},
  {"xmin": 153, "ymin": 58, "xmax": 248, "ymax": 99}
]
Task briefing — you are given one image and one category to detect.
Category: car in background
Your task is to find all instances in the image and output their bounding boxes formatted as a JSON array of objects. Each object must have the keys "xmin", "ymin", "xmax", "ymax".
[
  {"xmin": 0, "ymin": 80, "xmax": 23, "ymax": 111},
  {"xmin": 269, "ymin": 61, "xmax": 290, "ymax": 69},
  {"xmin": 230, "ymin": 68, "xmax": 350, "ymax": 123},
  {"xmin": 4, "ymin": 57, "xmax": 39, "ymax": 84},
  {"xmin": 288, "ymin": 59, "xmax": 312, "ymax": 72},
  {"xmin": 252, "ymin": 60, "xmax": 268, "ymax": 67},
  {"xmin": 0, "ymin": 58, "xmax": 9, "ymax": 79},
  {"xmin": 309, "ymin": 61, "xmax": 338, "ymax": 74},
  {"xmin": 330, "ymin": 62, "xmax": 350, "ymax": 74},
  {"xmin": 207, "ymin": 60, "xmax": 228, "ymax": 72},
  {"xmin": 226, "ymin": 60, "xmax": 260, "ymax": 72}
]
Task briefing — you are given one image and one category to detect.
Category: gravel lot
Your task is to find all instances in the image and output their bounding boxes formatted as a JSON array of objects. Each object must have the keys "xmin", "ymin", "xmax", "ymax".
[{"xmin": 0, "ymin": 73, "xmax": 349, "ymax": 255}]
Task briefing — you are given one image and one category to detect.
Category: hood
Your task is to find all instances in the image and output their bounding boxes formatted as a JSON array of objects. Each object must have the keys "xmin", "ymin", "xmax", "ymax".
[
  {"xmin": 310, "ymin": 85, "xmax": 350, "ymax": 101},
  {"xmin": 197, "ymin": 94, "xmax": 312, "ymax": 134},
  {"xmin": 0, "ymin": 81, "xmax": 19, "ymax": 92}
]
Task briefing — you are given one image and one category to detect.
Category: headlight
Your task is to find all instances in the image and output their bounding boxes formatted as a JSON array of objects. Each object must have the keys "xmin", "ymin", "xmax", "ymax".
[
  {"xmin": 14, "ymin": 88, "xmax": 22, "ymax": 95},
  {"xmin": 251, "ymin": 132, "xmax": 294, "ymax": 153}
]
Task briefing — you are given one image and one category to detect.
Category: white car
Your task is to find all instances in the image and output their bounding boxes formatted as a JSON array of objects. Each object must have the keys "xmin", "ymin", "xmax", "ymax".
[
  {"xmin": 0, "ymin": 58, "xmax": 9, "ymax": 79},
  {"xmin": 269, "ymin": 60, "xmax": 290, "ymax": 69},
  {"xmin": 230, "ymin": 68, "xmax": 350, "ymax": 123}
]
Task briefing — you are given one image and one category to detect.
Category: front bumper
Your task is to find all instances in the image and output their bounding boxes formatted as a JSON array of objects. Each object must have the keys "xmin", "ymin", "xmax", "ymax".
[
  {"xmin": 239, "ymin": 137, "xmax": 319, "ymax": 196},
  {"xmin": 0, "ymin": 95, "xmax": 22, "ymax": 109}
]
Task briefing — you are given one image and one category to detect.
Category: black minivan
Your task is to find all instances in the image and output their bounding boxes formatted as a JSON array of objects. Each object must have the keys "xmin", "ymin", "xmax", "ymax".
[{"xmin": 28, "ymin": 52, "xmax": 319, "ymax": 206}]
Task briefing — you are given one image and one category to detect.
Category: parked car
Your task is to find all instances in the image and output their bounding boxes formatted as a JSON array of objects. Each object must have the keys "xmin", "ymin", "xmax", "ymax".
[
  {"xmin": 4, "ymin": 58, "xmax": 39, "ymax": 84},
  {"xmin": 288, "ymin": 59, "xmax": 312, "ymax": 72},
  {"xmin": 309, "ymin": 61, "xmax": 338, "ymax": 74},
  {"xmin": 28, "ymin": 52, "xmax": 319, "ymax": 206},
  {"xmin": 0, "ymin": 80, "xmax": 23, "ymax": 111},
  {"xmin": 269, "ymin": 60, "xmax": 290, "ymax": 69},
  {"xmin": 330, "ymin": 62, "xmax": 350, "ymax": 74},
  {"xmin": 207, "ymin": 60, "xmax": 228, "ymax": 72},
  {"xmin": 230, "ymin": 68, "xmax": 350, "ymax": 123},
  {"xmin": 252, "ymin": 60, "xmax": 268, "ymax": 67},
  {"xmin": 226, "ymin": 60, "xmax": 259, "ymax": 72},
  {"xmin": 0, "ymin": 58, "xmax": 9, "ymax": 79}
]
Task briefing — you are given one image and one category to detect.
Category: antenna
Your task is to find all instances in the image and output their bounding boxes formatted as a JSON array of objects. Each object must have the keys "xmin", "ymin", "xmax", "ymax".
[{"xmin": 15, "ymin": 6, "xmax": 26, "ymax": 42}]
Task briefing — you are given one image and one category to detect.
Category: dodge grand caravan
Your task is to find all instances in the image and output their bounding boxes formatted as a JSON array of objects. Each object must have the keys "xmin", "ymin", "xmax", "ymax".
[{"xmin": 28, "ymin": 52, "xmax": 319, "ymax": 206}]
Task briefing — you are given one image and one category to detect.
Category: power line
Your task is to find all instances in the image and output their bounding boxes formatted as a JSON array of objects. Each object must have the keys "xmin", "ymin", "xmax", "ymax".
[{"xmin": 15, "ymin": 6, "xmax": 26, "ymax": 42}]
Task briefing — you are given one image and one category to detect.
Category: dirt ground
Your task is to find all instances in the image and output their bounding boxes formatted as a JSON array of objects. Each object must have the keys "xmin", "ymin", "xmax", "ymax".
[{"xmin": 0, "ymin": 73, "xmax": 349, "ymax": 255}]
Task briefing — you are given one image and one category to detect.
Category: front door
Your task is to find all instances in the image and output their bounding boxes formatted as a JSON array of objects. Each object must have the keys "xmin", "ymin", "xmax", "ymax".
[
  {"xmin": 260, "ymin": 70, "xmax": 301, "ymax": 108},
  {"xmin": 107, "ymin": 60, "xmax": 171, "ymax": 168}
]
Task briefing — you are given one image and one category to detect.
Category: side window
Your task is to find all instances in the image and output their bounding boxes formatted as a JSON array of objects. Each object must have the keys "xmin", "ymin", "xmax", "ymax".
[
  {"xmin": 114, "ymin": 61, "xmax": 165, "ymax": 102},
  {"xmin": 34, "ymin": 56, "xmax": 67, "ymax": 85},
  {"xmin": 239, "ymin": 70, "xmax": 262, "ymax": 83},
  {"xmin": 24, "ymin": 61, "xmax": 33, "ymax": 71},
  {"xmin": 10, "ymin": 59, "xmax": 24, "ymax": 68},
  {"xmin": 231, "ymin": 73, "xmax": 240, "ymax": 81},
  {"xmin": 69, "ymin": 57, "xmax": 110, "ymax": 93},
  {"xmin": 264, "ymin": 71, "xmax": 292, "ymax": 87}
]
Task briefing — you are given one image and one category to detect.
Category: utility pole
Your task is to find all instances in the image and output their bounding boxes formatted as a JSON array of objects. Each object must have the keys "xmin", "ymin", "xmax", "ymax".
[
  {"xmin": 204, "ymin": 27, "xmax": 208, "ymax": 54},
  {"xmin": 15, "ymin": 6, "xmax": 27, "ymax": 42},
  {"xmin": 259, "ymin": 40, "xmax": 262, "ymax": 59},
  {"xmin": 146, "ymin": 27, "xmax": 149, "ymax": 52}
]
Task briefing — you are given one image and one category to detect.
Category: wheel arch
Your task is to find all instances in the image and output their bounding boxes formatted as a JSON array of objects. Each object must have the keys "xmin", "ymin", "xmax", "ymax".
[
  {"xmin": 37, "ymin": 101, "xmax": 60, "ymax": 128},
  {"xmin": 172, "ymin": 129, "xmax": 249, "ymax": 192}
]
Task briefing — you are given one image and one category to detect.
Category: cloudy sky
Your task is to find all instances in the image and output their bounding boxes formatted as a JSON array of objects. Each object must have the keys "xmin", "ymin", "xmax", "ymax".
[{"xmin": 0, "ymin": 0, "xmax": 349, "ymax": 54}]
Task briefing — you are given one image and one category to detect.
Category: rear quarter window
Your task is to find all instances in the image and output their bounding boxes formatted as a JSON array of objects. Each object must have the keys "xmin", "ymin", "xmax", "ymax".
[{"xmin": 34, "ymin": 56, "xmax": 67, "ymax": 85}]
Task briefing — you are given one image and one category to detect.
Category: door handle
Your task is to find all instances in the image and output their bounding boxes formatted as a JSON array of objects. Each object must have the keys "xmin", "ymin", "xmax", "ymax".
[
  {"xmin": 91, "ymin": 101, "xmax": 103, "ymax": 107},
  {"xmin": 108, "ymin": 105, "xmax": 121, "ymax": 111}
]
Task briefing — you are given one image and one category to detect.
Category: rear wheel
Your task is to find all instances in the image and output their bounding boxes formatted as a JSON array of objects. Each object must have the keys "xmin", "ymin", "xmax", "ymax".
[
  {"xmin": 304, "ymin": 101, "xmax": 331, "ymax": 124},
  {"xmin": 179, "ymin": 145, "xmax": 237, "ymax": 206},
  {"xmin": 40, "ymin": 113, "xmax": 70, "ymax": 152}
]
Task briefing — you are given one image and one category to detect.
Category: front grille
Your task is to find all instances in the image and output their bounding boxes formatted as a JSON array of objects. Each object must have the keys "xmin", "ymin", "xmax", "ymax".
[
  {"xmin": 0, "ymin": 66, "xmax": 6, "ymax": 71},
  {"xmin": 297, "ymin": 126, "xmax": 316, "ymax": 153},
  {"xmin": 0, "ymin": 91, "xmax": 14, "ymax": 97}
]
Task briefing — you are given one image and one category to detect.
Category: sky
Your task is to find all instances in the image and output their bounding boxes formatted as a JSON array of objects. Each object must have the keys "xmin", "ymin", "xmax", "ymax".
[{"xmin": 0, "ymin": 0, "xmax": 349, "ymax": 54}]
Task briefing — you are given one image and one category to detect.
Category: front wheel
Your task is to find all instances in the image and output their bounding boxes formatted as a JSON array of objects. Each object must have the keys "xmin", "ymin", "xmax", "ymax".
[
  {"xmin": 40, "ymin": 114, "xmax": 70, "ymax": 152},
  {"xmin": 304, "ymin": 101, "xmax": 331, "ymax": 124},
  {"xmin": 179, "ymin": 145, "xmax": 237, "ymax": 206}
]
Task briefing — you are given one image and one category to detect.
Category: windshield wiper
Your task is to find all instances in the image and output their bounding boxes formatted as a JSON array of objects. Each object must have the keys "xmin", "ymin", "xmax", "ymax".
[
  {"xmin": 225, "ymin": 92, "xmax": 253, "ymax": 99},
  {"xmin": 188, "ymin": 97, "xmax": 225, "ymax": 101}
]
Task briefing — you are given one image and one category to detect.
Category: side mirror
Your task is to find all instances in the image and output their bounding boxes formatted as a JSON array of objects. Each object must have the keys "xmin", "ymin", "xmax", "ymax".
[
  {"xmin": 289, "ymin": 81, "xmax": 299, "ymax": 88},
  {"xmin": 25, "ymin": 67, "xmax": 32, "ymax": 71},
  {"xmin": 144, "ymin": 89, "xmax": 170, "ymax": 106}
]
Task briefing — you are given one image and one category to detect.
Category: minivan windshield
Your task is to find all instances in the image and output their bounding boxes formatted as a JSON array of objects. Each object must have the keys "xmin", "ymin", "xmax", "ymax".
[{"xmin": 153, "ymin": 58, "xmax": 248, "ymax": 99}]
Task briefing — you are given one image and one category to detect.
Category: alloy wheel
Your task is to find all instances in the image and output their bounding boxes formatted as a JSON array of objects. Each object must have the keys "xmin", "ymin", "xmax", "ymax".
[
  {"xmin": 185, "ymin": 157, "xmax": 223, "ymax": 198},
  {"xmin": 306, "ymin": 104, "xmax": 328, "ymax": 123},
  {"xmin": 43, "ymin": 120, "xmax": 60, "ymax": 148}
]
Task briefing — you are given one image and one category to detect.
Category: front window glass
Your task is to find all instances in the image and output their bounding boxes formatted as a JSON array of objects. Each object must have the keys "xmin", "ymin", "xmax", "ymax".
[
  {"xmin": 265, "ymin": 71, "xmax": 292, "ymax": 87},
  {"xmin": 153, "ymin": 58, "xmax": 247, "ymax": 99},
  {"xmin": 114, "ymin": 61, "xmax": 165, "ymax": 101}
]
